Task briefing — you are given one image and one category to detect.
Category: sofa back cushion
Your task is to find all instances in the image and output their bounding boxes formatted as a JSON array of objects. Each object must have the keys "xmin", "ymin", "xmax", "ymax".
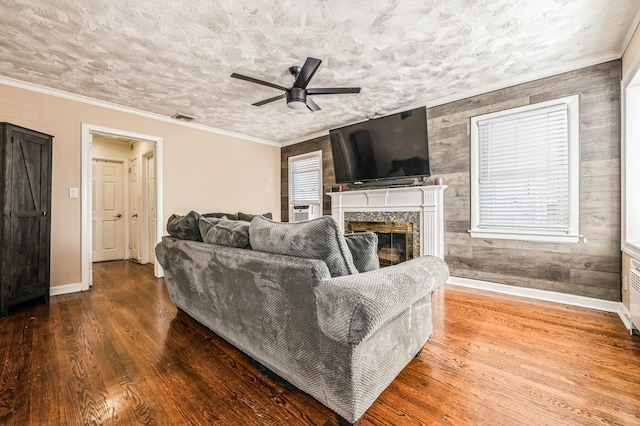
[
  {"xmin": 167, "ymin": 211, "xmax": 203, "ymax": 241},
  {"xmin": 249, "ymin": 216, "xmax": 358, "ymax": 277},
  {"xmin": 199, "ymin": 218, "xmax": 250, "ymax": 249},
  {"xmin": 237, "ymin": 211, "xmax": 272, "ymax": 222},
  {"xmin": 202, "ymin": 212, "xmax": 238, "ymax": 220}
]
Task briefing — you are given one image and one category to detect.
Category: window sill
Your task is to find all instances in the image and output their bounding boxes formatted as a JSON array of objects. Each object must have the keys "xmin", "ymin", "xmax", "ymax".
[
  {"xmin": 623, "ymin": 241, "xmax": 640, "ymax": 259},
  {"xmin": 469, "ymin": 230, "xmax": 581, "ymax": 243}
]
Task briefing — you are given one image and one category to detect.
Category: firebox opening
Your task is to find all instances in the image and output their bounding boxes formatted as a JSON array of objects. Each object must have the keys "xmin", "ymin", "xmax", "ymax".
[{"xmin": 346, "ymin": 220, "xmax": 415, "ymax": 267}]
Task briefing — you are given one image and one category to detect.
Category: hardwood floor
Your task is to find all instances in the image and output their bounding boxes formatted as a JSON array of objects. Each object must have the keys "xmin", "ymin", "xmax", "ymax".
[{"xmin": 0, "ymin": 261, "xmax": 639, "ymax": 425}]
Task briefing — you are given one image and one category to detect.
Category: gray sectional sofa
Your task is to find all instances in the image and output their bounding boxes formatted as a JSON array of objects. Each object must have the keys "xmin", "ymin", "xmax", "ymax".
[{"xmin": 156, "ymin": 213, "xmax": 449, "ymax": 425}]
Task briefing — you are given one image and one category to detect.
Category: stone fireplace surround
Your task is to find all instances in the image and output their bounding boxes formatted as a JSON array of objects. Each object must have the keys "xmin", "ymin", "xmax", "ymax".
[{"xmin": 328, "ymin": 185, "xmax": 447, "ymax": 258}]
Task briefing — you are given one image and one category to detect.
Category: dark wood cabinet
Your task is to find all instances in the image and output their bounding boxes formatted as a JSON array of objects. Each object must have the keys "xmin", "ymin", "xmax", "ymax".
[{"xmin": 0, "ymin": 123, "xmax": 52, "ymax": 317}]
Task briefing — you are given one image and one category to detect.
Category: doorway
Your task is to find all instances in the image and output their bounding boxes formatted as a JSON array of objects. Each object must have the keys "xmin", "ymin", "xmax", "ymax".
[{"xmin": 81, "ymin": 124, "xmax": 164, "ymax": 291}]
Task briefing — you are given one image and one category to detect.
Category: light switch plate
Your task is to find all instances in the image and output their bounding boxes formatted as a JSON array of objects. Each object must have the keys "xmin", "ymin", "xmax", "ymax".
[{"xmin": 69, "ymin": 187, "xmax": 79, "ymax": 198}]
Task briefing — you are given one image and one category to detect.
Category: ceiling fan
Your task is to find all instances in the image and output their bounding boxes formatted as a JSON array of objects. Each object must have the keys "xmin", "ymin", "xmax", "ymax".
[{"xmin": 231, "ymin": 57, "xmax": 361, "ymax": 112}]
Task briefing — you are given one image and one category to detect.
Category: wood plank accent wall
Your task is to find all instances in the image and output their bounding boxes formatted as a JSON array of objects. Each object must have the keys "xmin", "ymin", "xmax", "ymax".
[
  {"xmin": 281, "ymin": 136, "xmax": 334, "ymax": 222},
  {"xmin": 281, "ymin": 60, "xmax": 621, "ymax": 300}
]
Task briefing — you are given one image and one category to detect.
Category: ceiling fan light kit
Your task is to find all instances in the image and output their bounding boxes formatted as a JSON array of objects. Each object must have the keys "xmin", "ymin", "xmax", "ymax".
[
  {"xmin": 286, "ymin": 87, "xmax": 307, "ymax": 110},
  {"xmin": 231, "ymin": 57, "xmax": 361, "ymax": 112}
]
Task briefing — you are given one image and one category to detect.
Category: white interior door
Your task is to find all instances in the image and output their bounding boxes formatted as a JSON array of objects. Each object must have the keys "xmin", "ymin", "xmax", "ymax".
[
  {"xmin": 129, "ymin": 157, "xmax": 141, "ymax": 262},
  {"xmin": 92, "ymin": 159, "xmax": 125, "ymax": 262},
  {"xmin": 147, "ymin": 154, "xmax": 157, "ymax": 263}
]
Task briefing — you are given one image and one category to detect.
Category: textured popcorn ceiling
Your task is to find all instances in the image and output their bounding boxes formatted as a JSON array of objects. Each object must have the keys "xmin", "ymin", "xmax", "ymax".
[{"xmin": 0, "ymin": 1, "xmax": 638, "ymax": 144}]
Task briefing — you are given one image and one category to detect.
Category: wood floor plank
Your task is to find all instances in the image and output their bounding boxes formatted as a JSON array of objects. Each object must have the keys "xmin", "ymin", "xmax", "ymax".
[{"xmin": 0, "ymin": 261, "xmax": 638, "ymax": 425}]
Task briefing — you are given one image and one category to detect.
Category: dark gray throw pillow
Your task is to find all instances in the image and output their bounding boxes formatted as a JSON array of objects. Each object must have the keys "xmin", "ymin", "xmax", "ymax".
[
  {"xmin": 249, "ymin": 216, "xmax": 358, "ymax": 277},
  {"xmin": 167, "ymin": 211, "xmax": 203, "ymax": 241},
  {"xmin": 202, "ymin": 212, "xmax": 238, "ymax": 220},
  {"xmin": 200, "ymin": 218, "xmax": 250, "ymax": 249},
  {"xmin": 237, "ymin": 212, "xmax": 273, "ymax": 222},
  {"xmin": 198, "ymin": 216, "xmax": 224, "ymax": 238}
]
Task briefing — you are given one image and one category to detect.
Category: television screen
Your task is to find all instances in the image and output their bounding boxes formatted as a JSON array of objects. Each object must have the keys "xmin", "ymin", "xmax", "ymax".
[{"xmin": 330, "ymin": 107, "xmax": 430, "ymax": 184}]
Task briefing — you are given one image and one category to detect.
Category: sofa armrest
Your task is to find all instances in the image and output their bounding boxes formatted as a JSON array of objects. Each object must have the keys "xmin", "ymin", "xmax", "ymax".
[{"xmin": 315, "ymin": 256, "xmax": 449, "ymax": 345}]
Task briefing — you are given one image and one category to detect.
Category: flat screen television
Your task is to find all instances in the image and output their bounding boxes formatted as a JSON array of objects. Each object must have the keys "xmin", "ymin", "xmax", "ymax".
[{"xmin": 330, "ymin": 107, "xmax": 430, "ymax": 185}]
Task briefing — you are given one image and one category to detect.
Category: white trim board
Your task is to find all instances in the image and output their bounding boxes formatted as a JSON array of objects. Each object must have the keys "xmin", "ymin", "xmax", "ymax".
[
  {"xmin": 282, "ymin": 51, "xmax": 621, "ymax": 147},
  {"xmin": 50, "ymin": 282, "xmax": 82, "ymax": 297},
  {"xmin": 0, "ymin": 75, "xmax": 278, "ymax": 147},
  {"xmin": 81, "ymin": 124, "xmax": 165, "ymax": 293},
  {"xmin": 447, "ymin": 276, "xmax": 629, "ymax": 329},
  {"xmin": 618, "ymin": 303, "xmax": 634, "ymax": 332},
  {"xmin": 620, "ymin": 8, "xmax": 640, "ymax": 56}
]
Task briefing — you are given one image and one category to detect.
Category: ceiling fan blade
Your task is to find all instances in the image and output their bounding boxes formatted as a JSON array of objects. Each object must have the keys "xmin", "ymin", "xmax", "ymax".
[
  {"xmin": 231, "ymin": 73, "xmax": 287, "ymax": 91},
  {"xmin": 307, "ymin": 87, "xmax": 361, "ymax": 95},
  {"xmin": 252, "ymin": 94, "xmax": 286, "ymax": 106},
  {"xmin": 306, "ymin": 97, "xmax": 321, "ymax": 112},
  {"xmin": 293, "ymin": 57, "xmax": 322, "ymax": 89}
]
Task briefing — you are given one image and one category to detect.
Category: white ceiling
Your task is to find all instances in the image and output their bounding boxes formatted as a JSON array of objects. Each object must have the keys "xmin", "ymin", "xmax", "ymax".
[{"xmin": 0, "ymin": 1, "xmax": 639, "ymax": 145}]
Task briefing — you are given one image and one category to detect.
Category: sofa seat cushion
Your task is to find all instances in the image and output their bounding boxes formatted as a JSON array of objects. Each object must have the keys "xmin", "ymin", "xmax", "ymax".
[
  {"xmin": 167, "ymin": 211, "xmax": 203, "ymax": 241},
  {"xmin": 199, "ymin": 217, "xmax": 250, "ymax": 248},
  {"xmin": 249, "ymin": 216, "xmax": 358, "ymax": 277}
]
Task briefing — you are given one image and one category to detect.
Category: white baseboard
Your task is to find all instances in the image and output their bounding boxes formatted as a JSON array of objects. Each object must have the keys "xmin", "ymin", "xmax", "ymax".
[
  {"xmin": 618, "ymin": 304, "xmax": 634, "ymax": 332},
  {"xmin": 447, "ymin": 276, "xmax": 629, "ymax": 329},
  {"xmin": 50, "ymin": 282, "xmax": 82, "ymax": 296}
]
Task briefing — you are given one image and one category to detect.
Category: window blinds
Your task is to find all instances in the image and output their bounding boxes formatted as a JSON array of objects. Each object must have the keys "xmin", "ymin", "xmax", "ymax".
[
  {"xmin": 289, "ymin": 154, "xmax": 322, "ymax": 203},
  {"xmin": 477, "ymin": 103, "xmax": 570, "ymax": 233}
]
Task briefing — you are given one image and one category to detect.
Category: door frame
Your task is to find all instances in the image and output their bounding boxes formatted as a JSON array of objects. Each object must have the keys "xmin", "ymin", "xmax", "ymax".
[
  {"xmin": 81, "ymin": 124, "xmax": 164, "ymax": 291},
  {"xmin": 141, "ymin": 149, "xmax": 155, "ymax": 264},
  {"xmin": 92, "ymin": 155, "xmax": 128, "ymax": 263},
  {"xmin": 128, "ymin": 155, "xmax": 142, "ymax": 263}
]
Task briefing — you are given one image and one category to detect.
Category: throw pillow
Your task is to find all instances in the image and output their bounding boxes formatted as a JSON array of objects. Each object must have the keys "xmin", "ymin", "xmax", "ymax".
[
  {"xmin": 202, "ymin": 212, "xmax": 238, "ymax": 220},
  {"xmin": 198, "ymin": 216, "xmax": 224, "ymax": 238},
  {"xmin": 200, "ymin": 218, "xmax": 250, "ymax": 249},
  {"xmin": 167, "ymin": 211, "xmax": 203, "ymax": 241},
  {"xmin": 237, "ymin": 212, "xmax": 273, "ymax": 222},
  {"xmin": 344, "ymin": 232, "xmax": 380, "ymax": 272},
  {"xmin": 249, "ymin": 216, "xmax": 358, "ymax": 277}
]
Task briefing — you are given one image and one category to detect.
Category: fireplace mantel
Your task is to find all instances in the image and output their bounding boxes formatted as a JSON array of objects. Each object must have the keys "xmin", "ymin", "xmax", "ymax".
[{"xmin": 328, "ymin": 185, "xmax": 447, "ymax": 258}]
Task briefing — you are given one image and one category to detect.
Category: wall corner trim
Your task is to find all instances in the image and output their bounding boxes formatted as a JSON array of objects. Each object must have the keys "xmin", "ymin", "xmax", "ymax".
[
  {"xmin": 50, "ymin": 282, "xmax": 82, "ymax": 297},
  {"xmin": 447, "ymin": 276, "xmax": 628, "ymax": 329}
]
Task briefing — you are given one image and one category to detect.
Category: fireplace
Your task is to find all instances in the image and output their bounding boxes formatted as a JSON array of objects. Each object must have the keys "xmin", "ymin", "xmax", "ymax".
[
  {"xmin": 328, "ymin": 186, "xmax": 447, "ymax": 259},
  {"xmin": 346, "ymin": 221, "xmax": 415, "ymax": 266}
]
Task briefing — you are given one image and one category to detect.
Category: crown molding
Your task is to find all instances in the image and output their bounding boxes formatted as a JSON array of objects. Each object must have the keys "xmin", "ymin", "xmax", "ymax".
[
  {"xmin": 419, "ymin": 51, "xmax": 621, "ymax": 111},
  {"xmin": 0, "ymin": 75, "xmax": 280, "ymax": 147},
  {"xmin": 282, "ymin": 51, "xmax": 622, "ymax": 147},
  {"xmin": 620, "ymin": 8, "xmax": 640, "ymax": 55},
  {"xmin": 281, "ymin": 128, "xmax": 331, "ymax": 147},
  {"xmin": 0, "ymin": 49, "xmax": 624, "ymax": 150}
]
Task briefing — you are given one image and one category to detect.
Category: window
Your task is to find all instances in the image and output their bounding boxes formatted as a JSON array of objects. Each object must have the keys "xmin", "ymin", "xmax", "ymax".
[
  {"xmin": 288, "ymin": 150, "xmax": 322, "ymax": 221},
  {"xmin": 623, "ymin": 71, "xmax": 640, "ymax": 257},
  {"xmin": 470, "ymin": 95, "xmax": 580, "ymax": 243}
]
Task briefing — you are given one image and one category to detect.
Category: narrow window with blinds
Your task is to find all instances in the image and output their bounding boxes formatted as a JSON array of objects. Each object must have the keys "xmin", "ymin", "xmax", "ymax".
[
  {"xmin": 469, "ymin": 95, "xmax": 580, "ymax": 243},
  {"xmin": 288, "ymin": 150, "xmax": 322, "ymax": 221}
]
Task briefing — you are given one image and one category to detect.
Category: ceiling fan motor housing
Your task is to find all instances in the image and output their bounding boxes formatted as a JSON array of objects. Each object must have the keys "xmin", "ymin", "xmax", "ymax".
[{"xmin": 286, "ymin": 87, "xmax": 307, "ymax": 109}]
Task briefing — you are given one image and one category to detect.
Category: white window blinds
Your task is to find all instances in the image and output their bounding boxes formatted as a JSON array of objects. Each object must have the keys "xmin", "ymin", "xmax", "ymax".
[
  {"xmin": 289, "ymin": 153, "xmax": 322, "ymax": 204},
  {"xmin": 470, "ymin": 95, "xmax": 580, "ymax": 242}
]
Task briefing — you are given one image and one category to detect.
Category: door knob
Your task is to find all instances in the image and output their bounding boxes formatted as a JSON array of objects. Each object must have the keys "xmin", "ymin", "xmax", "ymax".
[
  {"xmin": 115, "ymin": 214, "xmax": 122, "ymax": 218},
  {"xmin": 132, "ymin": 214, "xmax": 138, "ymax": 218}
]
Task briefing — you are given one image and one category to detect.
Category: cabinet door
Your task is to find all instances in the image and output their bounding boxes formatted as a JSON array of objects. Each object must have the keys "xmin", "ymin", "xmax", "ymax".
[{"xmin": 8, "ymin": 129, "xmax": 50, "ymax": 300}]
